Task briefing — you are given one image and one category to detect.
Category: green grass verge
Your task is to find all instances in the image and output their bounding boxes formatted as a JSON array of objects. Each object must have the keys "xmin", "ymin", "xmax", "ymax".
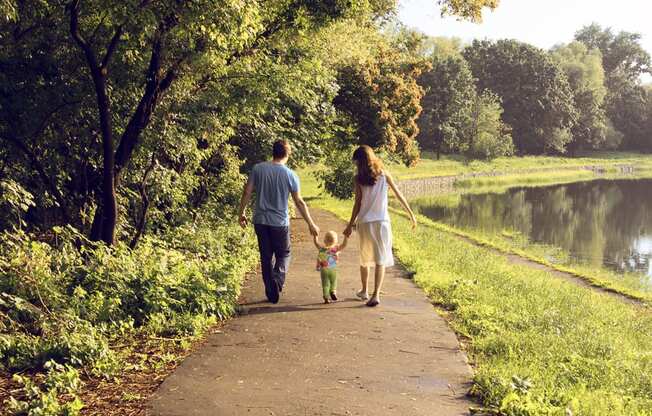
[
  {"xmin": 298, "ymin": 164, "xmax": 652, "ymax": 415},
  {"xmin": 387, "ymin": 151, "xmax": 652, "ymax": 181}
]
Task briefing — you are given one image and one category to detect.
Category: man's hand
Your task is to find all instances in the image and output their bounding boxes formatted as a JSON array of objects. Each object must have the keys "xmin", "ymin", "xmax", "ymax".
[
  {"xmin": 239, "ymin": 215, "xmax": 248, "ymax": 229},
  {"xmin": 343, "ymin": 223, "xmax": 353, "ymax": 237},
  {"xmin": 309, "ymin": 223, "xmax": 320, "ymax": 237}
]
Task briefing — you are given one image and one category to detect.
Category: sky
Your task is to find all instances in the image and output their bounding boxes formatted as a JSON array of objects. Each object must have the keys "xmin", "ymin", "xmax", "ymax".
[{"xmin": 398, "ymin": 0, "xmax": 652, "ymax": 82}]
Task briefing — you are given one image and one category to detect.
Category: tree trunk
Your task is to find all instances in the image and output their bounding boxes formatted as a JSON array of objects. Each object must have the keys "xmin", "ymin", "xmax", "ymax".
[{"xmin": 70, "ymin": 1, "xmax": 119, "ymax": 245}]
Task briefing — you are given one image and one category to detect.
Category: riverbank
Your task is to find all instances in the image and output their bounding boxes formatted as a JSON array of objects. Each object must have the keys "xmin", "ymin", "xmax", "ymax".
[
  {"xmin": 409, "ymin": 177, "xmax": 652, "ymax": 305},
  {"xmin": 299, "ymin": 155, "xmax": 652, "ymax": 414},
  {"xmin": 389, "ymin": 151, "xmax": 652, "ymax": 181}
]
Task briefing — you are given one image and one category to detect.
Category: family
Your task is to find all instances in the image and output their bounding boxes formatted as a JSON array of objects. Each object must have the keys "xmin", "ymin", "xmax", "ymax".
[{"xmin": 237, "ymin": 140, "xmax": 417, "ymax": 307}]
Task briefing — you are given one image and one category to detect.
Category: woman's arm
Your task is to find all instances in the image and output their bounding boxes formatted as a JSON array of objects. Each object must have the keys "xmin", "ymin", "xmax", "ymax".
[
  {"xmin": 338, "ymin": 235, "xmax": 349, "ymax": 251},
  {"xmin": 385, "ymin": 171, "xmax": 417, "ymax": 229},
  {"xmin": 343, "ymin": 181, "xmax": 362, "ymax": 237}
]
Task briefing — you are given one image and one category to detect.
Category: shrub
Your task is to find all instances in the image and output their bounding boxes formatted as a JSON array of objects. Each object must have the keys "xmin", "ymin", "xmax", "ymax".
[
  {"xmin": 0, "ymin": 219, "xmax": 257, "ymax": 406},
  {"xmin": 465, "ymin": 92, "xmax": 514, "ymax": 160},
  {"xmin": 5, "ymin": 360, "xmax": 84, "ymax": 416},
  {"xmin": 316, "ymin": 147, "xmax": 356, "ymax": 200}
]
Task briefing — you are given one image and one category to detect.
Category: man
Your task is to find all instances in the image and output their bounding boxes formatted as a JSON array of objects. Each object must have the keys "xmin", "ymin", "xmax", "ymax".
[{"xmin": 238, "ymin": 140, "xmax": 320, "ymax": 303}]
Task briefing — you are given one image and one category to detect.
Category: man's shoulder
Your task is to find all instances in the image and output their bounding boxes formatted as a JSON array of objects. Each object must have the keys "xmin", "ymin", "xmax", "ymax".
[{"xmin": 252, "ymin": 161, "xmax": 269, "ymax": 172}]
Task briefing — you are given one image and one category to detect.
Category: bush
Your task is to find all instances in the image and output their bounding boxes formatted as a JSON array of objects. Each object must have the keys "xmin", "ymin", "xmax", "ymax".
[
  {"xmin": 465, "ymin": 92, "xmax": 514, "ymax": 160},
  {"xmin": 316, "ymin": 147, "xmax": 356, "ymax": 200},
  {"xmin": 0, "ymin": 219, "xmax": 257, "ymax": 406},
  {"xmin": 6, "ymin": 360, "xmax": 84, "ymax": 416}
]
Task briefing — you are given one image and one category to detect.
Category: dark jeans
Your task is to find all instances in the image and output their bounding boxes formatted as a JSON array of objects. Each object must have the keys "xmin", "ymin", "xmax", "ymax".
[{"xmin": 254, "ymin": 224, "xmax": 291, "ymax": 303}]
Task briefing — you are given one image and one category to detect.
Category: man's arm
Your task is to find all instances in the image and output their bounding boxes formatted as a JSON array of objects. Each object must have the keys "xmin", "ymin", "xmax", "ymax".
[
  {"xmin": 291, "ymin": 190, "xmax": 320, "ymax": 236},
  {"xmin": 237, "ymin": 176, "xmax": 254, "ymax": 228},
  {"xmin": 343, "ymin": 181, "xmax": 362, "ymax": 237}
]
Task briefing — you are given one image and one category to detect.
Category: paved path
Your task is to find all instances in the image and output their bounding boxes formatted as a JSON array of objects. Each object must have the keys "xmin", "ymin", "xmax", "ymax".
[{"xmin": 149, "ymin": 209, "xmax": 473, "ymax": 416}]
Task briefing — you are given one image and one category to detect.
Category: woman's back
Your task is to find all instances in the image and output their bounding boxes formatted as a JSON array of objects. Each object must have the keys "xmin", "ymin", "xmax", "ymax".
[{"xmin": 357, "ymin": 173, "xmax": 389, "ymax": 224}]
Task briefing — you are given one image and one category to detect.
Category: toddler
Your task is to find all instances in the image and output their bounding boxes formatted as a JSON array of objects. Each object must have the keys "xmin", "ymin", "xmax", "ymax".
[{"xmin": 314, "ymin": 231, "xmax": 348, "ymax": 304}]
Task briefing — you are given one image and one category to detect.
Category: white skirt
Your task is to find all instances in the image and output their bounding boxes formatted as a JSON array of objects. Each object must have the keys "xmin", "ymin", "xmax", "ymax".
[{"xmin": 357, "ymin": 220, "xmax": 394, "ymax": 267}]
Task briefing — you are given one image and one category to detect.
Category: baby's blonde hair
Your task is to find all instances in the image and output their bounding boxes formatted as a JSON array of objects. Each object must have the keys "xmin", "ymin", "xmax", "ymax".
[{"xmin": 323, "ymin": 231, "xmax": 338, "ymax": 247}]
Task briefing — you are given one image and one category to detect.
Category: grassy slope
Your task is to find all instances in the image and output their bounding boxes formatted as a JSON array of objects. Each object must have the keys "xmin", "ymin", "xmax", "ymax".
[{"xmin": 298, "ymin": 156, "xmax": 652, "ymax": 415}]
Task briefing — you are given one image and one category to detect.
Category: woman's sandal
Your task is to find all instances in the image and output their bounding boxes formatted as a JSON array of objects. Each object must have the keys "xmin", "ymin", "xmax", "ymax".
[
  {"xmin": 366, "ymin": 298, "xmax": 380, "ymax": 307},
  {"xmin": 356, "ymin": 290, "xmax": 369, "ymax": 301}
]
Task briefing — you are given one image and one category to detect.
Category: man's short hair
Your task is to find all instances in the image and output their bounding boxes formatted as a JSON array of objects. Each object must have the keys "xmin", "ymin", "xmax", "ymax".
[{"xmin": 272, "ymin": 140, "xmax": 291, "ymax": 159}]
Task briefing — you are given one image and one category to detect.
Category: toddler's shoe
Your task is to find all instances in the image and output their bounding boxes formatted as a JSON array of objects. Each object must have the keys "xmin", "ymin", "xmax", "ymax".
[{"xmin": 330, "ymin": 292, "xmax": 338, "ymax": 301}]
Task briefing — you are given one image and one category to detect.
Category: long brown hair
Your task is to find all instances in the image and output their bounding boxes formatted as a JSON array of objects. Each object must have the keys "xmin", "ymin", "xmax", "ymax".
[{"xmin": 352, "ymin": 145, "xmax": 383, "ymax": 186}]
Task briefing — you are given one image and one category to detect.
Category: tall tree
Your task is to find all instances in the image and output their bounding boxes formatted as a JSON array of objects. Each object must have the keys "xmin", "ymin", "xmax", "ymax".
[
  {"xmin": 463, "ymin": 39, "xmax": 578, "ymax": 154},
  {"xmin": 1, "ymin": 0, "xmax": 373, "ymax": 245},
  {"xmin": 551, "ymin": 42, "xmax": 608, "ymax": 152},
  {"xmin": 333, "ymin": 47, "xmax": 428, "ymax": 165},
  {"xmin": 575, "ymin": 24, "xmax": 652, "ymax": 150},
  {"xmin": 417, "ymin": 55, "xmax": 476, "ymax": 158}
]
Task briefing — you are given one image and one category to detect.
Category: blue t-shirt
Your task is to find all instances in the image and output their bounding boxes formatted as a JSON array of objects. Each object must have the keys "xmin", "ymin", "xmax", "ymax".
[{"xmin": 251, "ymin": 162, "xmax": 300, "ymax": 227}]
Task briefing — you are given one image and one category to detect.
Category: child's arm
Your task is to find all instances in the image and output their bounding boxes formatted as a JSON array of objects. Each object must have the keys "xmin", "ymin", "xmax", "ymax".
[
  {"xmin": 312, "ymin": 235, "xmax": 323, "ymax": 250},
  {"xmin": 385, "ymin": 171, "xmax": 417, "ymax": 229}
]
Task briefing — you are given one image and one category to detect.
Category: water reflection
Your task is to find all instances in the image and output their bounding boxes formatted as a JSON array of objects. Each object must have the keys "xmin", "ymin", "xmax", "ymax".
[{"xmin": 415, "ymin": 178, "xmax": 652, "ymax": 278}]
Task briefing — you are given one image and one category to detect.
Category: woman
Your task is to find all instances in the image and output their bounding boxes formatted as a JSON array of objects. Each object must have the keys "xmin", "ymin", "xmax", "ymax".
[{"xmin": 343, "ymin": 145, "xmax": 417, "ymax": 307}]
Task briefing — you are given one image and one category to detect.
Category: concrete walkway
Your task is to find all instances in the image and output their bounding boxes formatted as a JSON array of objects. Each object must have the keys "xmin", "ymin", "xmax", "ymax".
[{"xmin": 148, "ymin": 209, "xmax": 473, "ymax": 416}]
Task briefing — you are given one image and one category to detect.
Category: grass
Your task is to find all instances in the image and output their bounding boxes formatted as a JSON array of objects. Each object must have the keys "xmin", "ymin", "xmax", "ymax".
[
  {"xmin": 408, "ymin": 207, "xmax": 652, "ymax": 304},
  {"xmin": 298, "ymin": 158, "xmax": 652, "ymax": 415},
  {"xmin": 386, "ymin": 151, "xmax": 652, "ymax": 180}
]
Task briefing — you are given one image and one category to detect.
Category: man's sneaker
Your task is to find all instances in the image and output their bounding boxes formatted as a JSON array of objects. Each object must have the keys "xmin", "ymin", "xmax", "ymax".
[{"xmin": 266, "ymin": 280, "xmax": 280, "ymax": 304}]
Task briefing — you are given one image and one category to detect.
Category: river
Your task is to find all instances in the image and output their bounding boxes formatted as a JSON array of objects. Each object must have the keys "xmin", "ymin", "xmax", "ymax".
[{"xmin": 413, "ymin": 178, "xmax": 652, "ymax": 279}]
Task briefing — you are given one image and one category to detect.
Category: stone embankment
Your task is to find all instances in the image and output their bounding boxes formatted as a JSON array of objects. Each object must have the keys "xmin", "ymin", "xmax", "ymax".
[{"xmin": 396, "ymin": 164, "xmax": 636, "ymax": 199}]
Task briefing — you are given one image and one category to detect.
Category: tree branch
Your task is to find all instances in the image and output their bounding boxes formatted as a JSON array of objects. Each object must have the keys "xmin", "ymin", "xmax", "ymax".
[
  {"xmin": 101, "ymin": 26, "xmax": 123, "ymax": 70},
  {"xmin": 68, "ymin": 0, "xmax": 100, "ymax": 72}
]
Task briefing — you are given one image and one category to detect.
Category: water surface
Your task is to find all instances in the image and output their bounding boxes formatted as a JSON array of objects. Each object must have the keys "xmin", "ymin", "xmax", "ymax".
[{"xmin": 414, "ymin": 178, "xmax": 652, "ymax": 278}]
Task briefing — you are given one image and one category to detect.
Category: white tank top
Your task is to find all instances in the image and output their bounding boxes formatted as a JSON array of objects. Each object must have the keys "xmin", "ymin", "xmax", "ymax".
[{"xmin": 358, "ymin": 173, "xmax": 389, "ymax": 224}]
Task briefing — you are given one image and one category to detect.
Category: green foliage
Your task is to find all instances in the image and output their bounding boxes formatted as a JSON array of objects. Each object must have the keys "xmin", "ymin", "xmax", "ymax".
[
  {"xmin": 316, "ymin": 147, "xmax": 356, "ymax": 200},
  {"xmin": 437, "ymin": 0, "xmax": 499, "ymax": 22},
  {"xmin": 0, "ymin": 179, "xmax": 35, "ymax": 231},
  {"xmin": 575, "ymin": 24, "xmax": 652, "ymax": 151},
  {"xmin": 551, "ymin": 42, "xmax": 609, "ymax": 152},
  {"xmin": 418, "ymin": 55, "xmax": 476, "ymax": 157},
  {"xmin": 465, "ymin": 91, "xmax": 514, "ymax": 160},
  {"xmin": 6, "ymin": 361, "xmax": 84, "ymax": 416},
  {"xmin": 0, "ymin": 220, "xmax": 257, "ymax": 400},
  {"xmin": 463, "ymin": 39, "xmax": 578, "ymax": 154},
  {"xmin": 334, "ymin": 47, "xmax": 428, "ymax": 165}
]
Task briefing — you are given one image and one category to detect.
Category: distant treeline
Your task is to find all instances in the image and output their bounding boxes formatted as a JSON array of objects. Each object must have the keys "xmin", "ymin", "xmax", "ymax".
[{"xmin": 414, "ymin": 24, "xmax": 652, "ymax": 158}]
